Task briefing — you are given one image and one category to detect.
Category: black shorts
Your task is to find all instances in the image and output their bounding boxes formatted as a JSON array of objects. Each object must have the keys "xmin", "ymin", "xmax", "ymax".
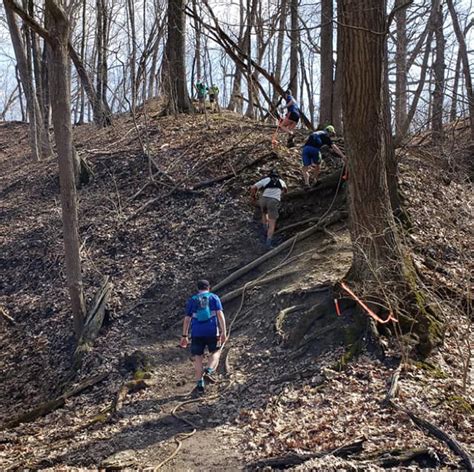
[
  {"xmin": 288, "ymin": 111, "xmax": 300, "ymax": 123},
  {"xmin": 209, "ymin": 94, "xmax": 215, "ymax": 102},
  {"xmin": 191, "ymin": 336, "xmax": 220, "ymax": 356}
]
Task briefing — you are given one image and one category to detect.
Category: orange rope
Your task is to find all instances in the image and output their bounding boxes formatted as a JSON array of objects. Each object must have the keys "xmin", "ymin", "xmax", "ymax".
[
  {"xmin": 340, "ymin": 281, "xmax": 398, "ymax": 324},
  {"xmin": 334, "ymin": 299, "xmax": 342, "ymax": 316}
]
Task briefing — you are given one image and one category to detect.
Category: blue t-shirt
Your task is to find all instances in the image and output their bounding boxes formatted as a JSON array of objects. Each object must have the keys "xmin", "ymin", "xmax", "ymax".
[
  {"xmin": 286, "ymin": 95, "xmax": 299, "ymax": 114},
  {"xmin": 186, "ymin": 291, "xmax": 223, "ymax": 337},
  {"xmin": 305, "ymin": 130, "xmax": 332, "ymax": 149}
]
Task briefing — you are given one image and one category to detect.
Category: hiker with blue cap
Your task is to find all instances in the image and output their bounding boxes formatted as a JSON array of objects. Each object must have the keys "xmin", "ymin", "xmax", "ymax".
[
  {"xmin": 301, "ymin": 125, "xmax": 346, "ymax": 187},
  {"xmin": 180, "ymin": 279, "xmax": 227, "ymax": 396}
]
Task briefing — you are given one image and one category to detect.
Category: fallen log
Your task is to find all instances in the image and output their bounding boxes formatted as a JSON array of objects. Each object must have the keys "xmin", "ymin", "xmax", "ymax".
[
  {"xmin": 1, "ymin": 371, "xmax": 109, "ymax": 430},
  {"xmin": 246, "ymin": 438, "xmax": 365, "ymax": 470},
  {"xmin": 73, "ymin": 277, "xmax": 112, "ymax": 368},
  {"xmin": 214, "ymin": 211, "xmax": 345, "ymax": 293},
  {"xmin": 363, "ymin": 447, "xmax": 440, "ymax": 468},
  {"xmin": 390, "ymin": 401, "xmax": 473, "ymax": 471}
]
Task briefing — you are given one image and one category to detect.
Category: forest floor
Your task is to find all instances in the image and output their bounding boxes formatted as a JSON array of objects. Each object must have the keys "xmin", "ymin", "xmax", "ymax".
[{"xmin": 0, "ymin": 105, "xmax": 472, "ymax": 471}]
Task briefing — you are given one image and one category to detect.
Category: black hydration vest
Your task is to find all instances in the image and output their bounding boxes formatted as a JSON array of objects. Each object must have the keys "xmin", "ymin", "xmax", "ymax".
[{"xmin": 264, "ymin": 175, "xmax": 283, "ymax": 189}]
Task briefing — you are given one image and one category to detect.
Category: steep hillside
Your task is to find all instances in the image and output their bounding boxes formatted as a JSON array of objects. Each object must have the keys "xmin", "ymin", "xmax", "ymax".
[{"xmin": 0, "ymin": 110, "xmax": 472, "ymax": 471}]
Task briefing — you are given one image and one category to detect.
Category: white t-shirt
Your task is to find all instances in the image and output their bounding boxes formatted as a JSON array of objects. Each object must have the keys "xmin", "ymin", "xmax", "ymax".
[{"xmin": 254, "ymin": 177, "xmax": 287, "ymax": 201}]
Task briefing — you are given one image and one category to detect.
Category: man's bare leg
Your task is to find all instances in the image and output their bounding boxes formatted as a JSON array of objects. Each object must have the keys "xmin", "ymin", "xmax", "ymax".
[
  {"xmin": 312, "ymin": 164, "xmax": 321, "ymax": 183},
  {"xmin": 302, "ymin": 166, "xmax": 311, "ymax": 186},
  {"xmin": 194, "ymin": 355, "xmax": 204, "ymax": 381},
  {"xmin": 208, "ymin": 349, "xmax": 221, "ymax": 371},
  {"xmin": 267, "ymin": 218, "xmax": 277, "ymax": 240}
]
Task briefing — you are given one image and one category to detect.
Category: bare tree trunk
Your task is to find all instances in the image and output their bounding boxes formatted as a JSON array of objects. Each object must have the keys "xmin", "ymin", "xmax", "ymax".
[
  {"xmin": 289, "ymin": 0, "xmax": 299, "ymax": 98},
  {"xmin": 162, "ymin": 0, "xmax": 191, "ymax": 113},
  {"xmin": 339, "ymin": 0, "xmax": 443, "ymax": 357},
  {"xmin": 447, "ymin": 0, "xmax": 474, "ymax": 140},
  {"xmin": 450, "ymin": 51, "xmax": 461, "ymax": 122},
  {"xmin": 394, "ymin": 0, "xmax": 408, "ymax": 137},
  {"xmin": 126, "ymin": 0, "xmax": 136, "ymax": 110},
  {"xmin": 244, "ymin": 0, "xmax": 258, "ymax": 118},
  {"xmin": 319, "ymin": 0, "xmax": 333, "ymax": 126},
  {"xmin": 4, "ymin": 0, "xmax": 51, "ymax": 159},
  {"xmin": 45, "ymin": 0, "xmax": 86, "ymax": 338},
  {"xmin": 431, "ymin": 0, "xmax": 445, "ymax": 142},
  {"xmin": 271, "ymin": 0, "xmax": 288, "ymax": 106},
  {"xmin": 192, "ymin": 0, "xmax": 202, "ymax": 81},
  {"xmin": 340, "ymin": 0, "xmax": 403, "ymax": 282},
  {"xmin": 227, "ymin": 0, "xmax": 246, "ymax": 112},
  {"xmin": 332, "ymin": 3, "xmax": 343, "ymax": 130},
  {"xmin": 78, "ymin": 0, "xmax": 86, "ymax": 123},
  {"xmin": 395, "ymin": 12, "xmax": 435, "ymax": 145}
]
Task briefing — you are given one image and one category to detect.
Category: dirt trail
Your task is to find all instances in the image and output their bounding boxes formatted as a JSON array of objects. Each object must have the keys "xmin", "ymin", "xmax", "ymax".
[{"xmin": 1, "ymin": 114, "xmax": 472, "ymax": 471}]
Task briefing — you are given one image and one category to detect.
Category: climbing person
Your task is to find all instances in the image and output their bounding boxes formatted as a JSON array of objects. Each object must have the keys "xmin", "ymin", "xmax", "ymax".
[
  {"xmin": 301, "ymin": 125, "xmax": 346, "ymax": 188},
  {"xmin": 250, "ymin": 169, "xmax": 288, "ymax": 248},
  {"xmin": 208, "ymin": 84, "xmax": 220, "ymax": 113},
  {"xmin": 180, "ymin": 279, "xmax": 227, "ymax": 396},
  {"xmin": 278, "ymin": 90, "xmax": 300, "ymax": 147},
  {"xmin": 195, "ymin": 79, "xmax": 208, "ymax": 114}
]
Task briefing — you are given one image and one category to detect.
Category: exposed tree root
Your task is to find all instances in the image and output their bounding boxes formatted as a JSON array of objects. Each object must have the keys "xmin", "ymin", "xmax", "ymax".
[
  {"xmin": 214, "ymin": 211, "xmax": 345, "ymax": 292},
  {"xmin": 246, "ymin": 438, "xmax": 365, "ymax": 470},
  {"xmin": 221, "ymin": 269, "xmax": 299, "ymax": 304},
  {"xmin": 285, "ymin": 170, "xmax": 344, "ymax": 200},
  {"xmin": 274, "ymin": 305, "xmax": 306, "ymax": 344}
]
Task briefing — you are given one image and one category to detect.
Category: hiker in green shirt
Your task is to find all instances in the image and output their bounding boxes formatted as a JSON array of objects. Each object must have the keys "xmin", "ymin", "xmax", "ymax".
[
  {"xmin": 208, "ymin": 84, "xmax": 220, "ymax": 113},
  {"xmin": 195, "ymin": 79, "xmax": 208, "ymax": 114}
]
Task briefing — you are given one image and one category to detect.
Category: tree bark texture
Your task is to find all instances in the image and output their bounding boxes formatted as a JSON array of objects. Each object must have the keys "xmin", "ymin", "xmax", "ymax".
[
  {"xmin": 162, "ymin": 0, "xmax": 191, "ymax": 113},
  {"xmin": 394, "ymin": 0, "xmax": 408, "ymax": 137},
  {"xmin": 289, "ymin": 0, "xmax": 299, "ymax": 99},
  {"xmin": 431, "ymin": 1, "xmax": 445, "ymax": 142},
  {"xmin": 45, "ymin": 0, "xmax": 86, "ymax": 338},
  {"xmin": 319, "ymin": 0, "xmax": 333, "ymax": 126},
  {"xmin": 339, "ymin": 0, "xmax": 404, "ymax": 282}
]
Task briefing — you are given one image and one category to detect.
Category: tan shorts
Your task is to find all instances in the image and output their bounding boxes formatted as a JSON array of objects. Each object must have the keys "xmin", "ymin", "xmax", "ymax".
[{"xmin": 260, "ymin": 196, "xmax": 280, "ymax": 220}]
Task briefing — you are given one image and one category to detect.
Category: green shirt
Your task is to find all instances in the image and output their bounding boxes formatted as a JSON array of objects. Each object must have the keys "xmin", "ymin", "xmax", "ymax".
[{"xmin": 196, "ymin": 83, "xmax": 207, "ymax": 98}]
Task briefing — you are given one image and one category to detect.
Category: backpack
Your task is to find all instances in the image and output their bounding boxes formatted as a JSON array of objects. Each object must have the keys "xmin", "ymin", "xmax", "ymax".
[
  {"xmin": 264, "ymin": 175, "xmax": 283, "ymax": 189},
  {"xmin": 193, "ymin": 293, "xmax": 212, "ymax": 322}
]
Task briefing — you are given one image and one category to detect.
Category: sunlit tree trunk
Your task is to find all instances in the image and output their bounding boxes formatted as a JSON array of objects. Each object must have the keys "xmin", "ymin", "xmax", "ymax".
[
  {"xmin": 431, "ymin": 1, "xmax": 445, "ymax": 142},
  {"xmin": 289, "ymin": 0, "xmax": 299, "ymax": 98},
  {"xmin": 394, "ymin": 0, "xmax": 408, "ymax": 137},
  {"xmin": 319, "ymin": 0, "xmax": 333, "ymax": 126}
]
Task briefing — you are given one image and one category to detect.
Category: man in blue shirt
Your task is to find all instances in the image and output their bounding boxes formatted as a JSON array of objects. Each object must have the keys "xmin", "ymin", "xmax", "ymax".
[
  {"xmin": 180, "ymin": 279, "xmax": 227, "ymax": 396},
  {"xmin": 301, "ymin": 125, "xmax": 346, "ymax": 187}
]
